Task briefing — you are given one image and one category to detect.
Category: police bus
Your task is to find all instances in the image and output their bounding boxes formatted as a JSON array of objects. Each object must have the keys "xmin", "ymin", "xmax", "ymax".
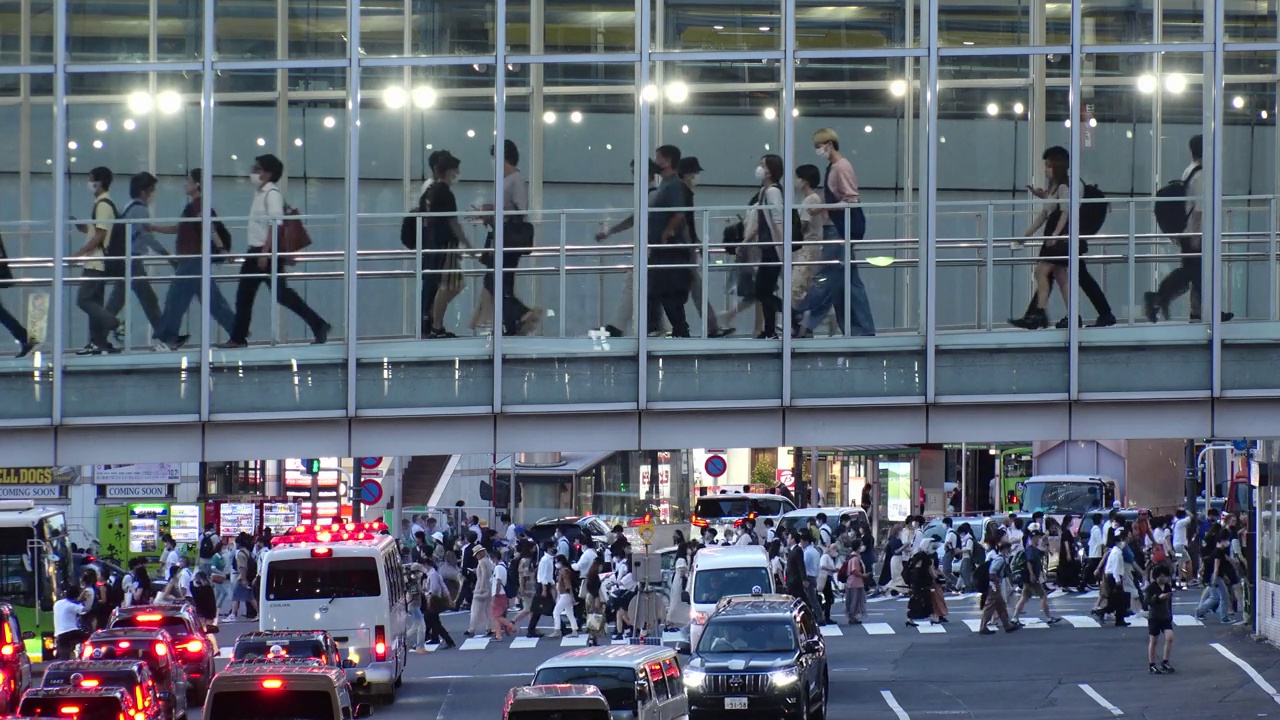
[{"xmin": 259, "ymin": 521, "xmax": 408, "ymax": 704}]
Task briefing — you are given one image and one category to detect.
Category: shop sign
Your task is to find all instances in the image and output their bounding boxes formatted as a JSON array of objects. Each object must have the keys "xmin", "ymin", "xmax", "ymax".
[
  {"xmin": 105, "ymin": 485, "xmax": 170, "ymax": 499},
  {"xmin": 0, "ymin": 486, "xmax": 62, "ymax": 499},
  {"xmin": 0, "ymin": 467, "xmax": 78, "ymax": 485},
  {"xmin": 94, "ymin": 464, "xmax": 182, "ymax": 484}
]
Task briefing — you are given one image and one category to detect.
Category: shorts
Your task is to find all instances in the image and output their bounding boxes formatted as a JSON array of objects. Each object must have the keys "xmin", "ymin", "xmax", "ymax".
[
  {"xmin": 1174, "ymin": 545, "xmax": 1188, "ymax": 561},
  {"xmin": 232, "ymin": 583, "xmax": 254, "ymax": 603},
  {"xmin": 1022, "ymin": 581, "xmax": 1047, "ymax": 599},
  {"xmin": 1148, "ymin": 618, "xmax": 1173, "ymax": 636}
]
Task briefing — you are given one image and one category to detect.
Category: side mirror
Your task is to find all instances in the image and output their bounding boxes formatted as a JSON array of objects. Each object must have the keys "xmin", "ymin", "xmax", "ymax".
[
  {"xmin": 354, "ymin": 704, "xmax": 373, "ymax": 718},
  {"xmin": 341, "ymin": 658, "xmax": 355, "ymax": 669},
  {"xmin": 21, "ymin": 631, "xmax": 34, "ymax": 640},
  {"xmin": 634, "ymin": 682, "xmax": 650, "ymax": 703},
  {"xmin": 204, "ymin": 625, "xmax": 220, "ymax": 635},
  {"xmin": 802, "ymin": 639, "xmax": 822, "ymax": 655},
  {"xmin": 675, "ymin": 641, "xmax": 692, "ymax": 656}
]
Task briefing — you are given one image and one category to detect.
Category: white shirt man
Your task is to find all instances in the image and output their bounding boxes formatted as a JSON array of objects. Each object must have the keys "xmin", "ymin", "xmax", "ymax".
[
  {"xmin": 247, "ymin": 180, "xmax": 284, "ymax": 249},
  {"xmin": 573, "ymin": 545, "xmax": 598, "ymax": 576},
  {"xmin": 1173, "ymin": 514, "xmax": 1191, "ymax": 552},
  {"xmin": 1088, "ymin": 523, "xmax": 1106, "ymax": 559},
  {"xmin": 1104, "ymin": 542, "xmax": 1127, "ymax": 585},
  {"xmin": 1183, "ymin": 160, "xmax": 1203, "ymax": 235},
  {"xmin": 53, "ymin": 596, "xmax": 86, "ymax": 637},
  {"xmin": 536, "ymin": 550, "xmax": 556, "ymax": 588}
]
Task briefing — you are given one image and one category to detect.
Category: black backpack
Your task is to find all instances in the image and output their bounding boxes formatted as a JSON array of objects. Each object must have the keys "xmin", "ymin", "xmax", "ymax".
[
  {"xmin": 95, "ymin": 198, "xmax": 128, "ymax": 277},
  {"xmin": 198, "ymin": 534, "xmax": 216, "ymax": 560},
  {"xmin": 400, "ymin": 187, "xmax": 429, "ymax": 250},
  {"xmin": 1078, "ymin": 181, "xmax": 1108, "ymax": 241},
  {"xmin": 1154, "ymin": 166, "xmax": 1200, "ymax": 239},
  {"xmin": 972, "ymin": 555, "xmax": 990, "ymax": 588}
]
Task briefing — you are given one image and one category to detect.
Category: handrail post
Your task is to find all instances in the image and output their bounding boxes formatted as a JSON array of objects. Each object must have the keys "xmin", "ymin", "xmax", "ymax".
[
  {"xmin": 415, "ymin": 217, "xmax": 423, "ymax": 339},
  {"xmin": 700, "ymin": 209, "xmax": 709, "ymax": 339},
  {"xmin": 123, "ymin": 223, "xmax": 134, "ymax": 348},
  {"xmin": 984, "ymin": 205, "xmax": 994, "ymax": 332},
  {"xmin": 1270, "ymin": 197, "xmax": 1278, "ymax": 322},
  {"xmin": 843, "ymin": 206, "xmax": 851, "ymax": 334},
  {"xmin": 270, "ymin": 225, "xmax": 280, "ymax": 345},
  {"xmin": 1128, "ymin": 199, "xmax": 1137, "ymax": 326},
  {"xmin": 559, "ymin": 211, "xmax": 567, "ymax": 338}
]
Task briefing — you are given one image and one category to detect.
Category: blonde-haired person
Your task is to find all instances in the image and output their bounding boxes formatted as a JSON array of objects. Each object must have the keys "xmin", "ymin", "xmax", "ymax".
[{"xmin": 793, "ymin": 128, "xmax": 875, "ymax": 338}]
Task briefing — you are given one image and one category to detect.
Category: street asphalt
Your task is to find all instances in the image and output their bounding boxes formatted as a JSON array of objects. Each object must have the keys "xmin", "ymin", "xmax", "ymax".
[{"xmin": 188, "ymin": 589, "xmax": 1280, "ymax": 719}]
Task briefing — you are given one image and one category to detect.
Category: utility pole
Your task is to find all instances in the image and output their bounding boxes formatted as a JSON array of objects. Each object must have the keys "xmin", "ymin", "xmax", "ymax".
[{"xmin": 352, "ymin": 458, "xmax": 364, "ymax": 523}]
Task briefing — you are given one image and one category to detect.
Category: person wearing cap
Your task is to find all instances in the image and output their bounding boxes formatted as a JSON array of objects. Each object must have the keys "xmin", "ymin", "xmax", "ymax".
[
  {"xmin": 1011, "ymin": 528, "xmax": 1063, "ymax": 625},
  {"xmin": 597, "ymin": 160, "xmax": 663, "ymax": 337},
  {"xmin": 419, "ymin": 150, "xmax": 470, "ymax": 338},
  {"xmin": 646, "ymin": 145, "xmax": 692, "ymax": 337},
  {"xmin": 794, "ymin": 127, "xmax": 876, "ymax": 338},
  {"xmin": 677, "ymin": 156, "xmax": 731, "ymax": 338}
]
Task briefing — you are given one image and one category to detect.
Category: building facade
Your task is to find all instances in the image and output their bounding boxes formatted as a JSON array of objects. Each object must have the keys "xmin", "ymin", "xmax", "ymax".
[{"xmin": 0, "ymin": 0, "xmax": 1277, "ymax": 463}]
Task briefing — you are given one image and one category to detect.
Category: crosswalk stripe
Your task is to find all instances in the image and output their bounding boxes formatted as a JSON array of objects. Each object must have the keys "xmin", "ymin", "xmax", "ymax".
[
  {"xmin": 560, "ymin": 635, "xmax": 589, "ymax": 647},
  {"xmin": 459, "ymin": 637, "xmax": 489, "ymax": 651},
  {"xmin": 820, "ymin": 625, "xmax": 844, "ymax": 637},
  {"xmin": 1063, "ymin": 615, "xmax": 1102, "ymax": 628},
  {"xmin": 611, "ymin": 638, "xmax": 630, "ymax": 645},
  {"xmin": 662, "ymin": 631, "xmax": 684, "ymax": 643},
  {"xmin": 915, "ymin": 623, "xmax": 946, "ymax": 634},
  {"xmin": 1172, "ymin": 614, "xmax": 1203, "ymax": 627},
  {"xmin": 963, "ymin": 619, "xmax": 984, "ymax": 633},
  {"xmin": 508, "ymin": 637, "xmax": 539, "ymax": 649},
  {"xmin": 863, "ymin": 623, "xmax": 895, "ymax": 635}
]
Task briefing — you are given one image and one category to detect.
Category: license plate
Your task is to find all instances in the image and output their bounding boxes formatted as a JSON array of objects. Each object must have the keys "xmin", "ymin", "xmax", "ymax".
[{"xmin": 725, "ymin": 697, "xmax": 748, "ymax": 710}]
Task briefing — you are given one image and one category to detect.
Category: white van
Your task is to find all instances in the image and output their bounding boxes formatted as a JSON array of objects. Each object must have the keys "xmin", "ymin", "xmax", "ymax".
[
  {"xmin": 686, "ymin": 545, "xmax": 773, "ymax": 651},
  {"xmin": 259, "ymin": 522, "xmax": 408, "ymax": 704},
  {"xmin": 532, "ymin": 645, "xmax": 689, "ymax": 720},
  {"xmin": 692, "ymin": 493, "xmax": 796, "ymax": 544}
]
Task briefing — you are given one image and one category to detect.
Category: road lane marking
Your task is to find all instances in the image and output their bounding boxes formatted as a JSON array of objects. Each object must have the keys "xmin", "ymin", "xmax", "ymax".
[
  {"xmin": 1211, "ymin": 643, "xmax": 1280, "ymax": 705},
  {"xmin": 1062, "ymin": 615, "xmax": 1101, "ymax": 628},
  {"xmin": 914, "ymin": 622, "xmax": 946, "ymax": 634},
  {"xmin": 508, "ymin": 637, "xmax": 539, "ymax": 649},
  {"xmin": 863, "ymin": 622, "xmax": 895, "ymax": 635},
  {"xmin": 1172, "ymin": 614, "xmax": 1203, "ymax": 627},
  {"xmin": 880, "ymin": 690, "xmax": 910, "ymax": 720},
  {"xmin": 962, "ymin": 619, "xmax": 985, "ymax": 632},
  {"xmin": 424, "ymin": 672, "xmax": 534, "ymax": 680},
  {"xmin": 459, "ymin": 637, "xmax": 489, "ymax": 651},
  {"xmin": 1078, "ymin": 684, "xmax": 1123, "ymax": 716},
  {"xmin": 820, "ymin": 625, "xmax": 844, "ymax": 637},
  {"xmin": 560, "ymin": 635, "xmax": 589, "ymax": 647}
]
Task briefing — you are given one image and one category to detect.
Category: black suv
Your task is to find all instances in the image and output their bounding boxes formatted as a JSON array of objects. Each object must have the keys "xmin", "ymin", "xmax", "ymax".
[{"xmin": 678, "ymin": 593, "xmax": 828, "ymax": 720}]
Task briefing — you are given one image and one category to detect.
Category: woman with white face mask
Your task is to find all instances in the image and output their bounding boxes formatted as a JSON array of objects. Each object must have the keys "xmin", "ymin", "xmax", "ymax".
[{"xmin": 741, "ymin": 155, "xmax": 786, "ymax": 338}]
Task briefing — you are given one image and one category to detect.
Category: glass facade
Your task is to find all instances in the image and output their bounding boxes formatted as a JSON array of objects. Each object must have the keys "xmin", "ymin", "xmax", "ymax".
[{"xmin": 0, "ymin": 0, "xmax": 1275, "ymax": 425}]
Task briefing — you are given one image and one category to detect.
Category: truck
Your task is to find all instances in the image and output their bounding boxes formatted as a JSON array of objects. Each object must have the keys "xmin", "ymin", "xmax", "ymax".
[{"xmin": 1025, "ymin": 440, "xmax": 1186, "ymax": 514}]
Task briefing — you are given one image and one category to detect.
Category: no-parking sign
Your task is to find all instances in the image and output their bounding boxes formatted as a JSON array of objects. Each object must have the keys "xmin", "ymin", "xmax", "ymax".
[{"xmin": 704, "ymin": 455, "xmax": 727, "ymax": 478}]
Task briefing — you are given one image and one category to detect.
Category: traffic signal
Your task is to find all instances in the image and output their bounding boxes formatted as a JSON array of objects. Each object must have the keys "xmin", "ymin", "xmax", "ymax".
[{"xmin": 302, "ymin": 458, "xmax": 321, "ymax": 475}]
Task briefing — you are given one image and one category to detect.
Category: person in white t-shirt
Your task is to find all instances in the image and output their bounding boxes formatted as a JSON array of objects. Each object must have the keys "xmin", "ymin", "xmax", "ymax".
[{"xmin": 1172, "ymin": 509, "xmax": 1192, "ymax": 585}]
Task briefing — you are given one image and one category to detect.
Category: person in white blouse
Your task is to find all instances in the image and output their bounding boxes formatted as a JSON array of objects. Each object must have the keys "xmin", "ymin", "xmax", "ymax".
[
  {"xmin": 1103, "ymin": 529, "xmax": 1132, "ymax": 627},
  {"xmin": 664, "ymin": 545, "xmax": 690, "ymax": 631},
  {"xmin": 818, "ymin": 544, "xmax": 840, "ymax": 625}
]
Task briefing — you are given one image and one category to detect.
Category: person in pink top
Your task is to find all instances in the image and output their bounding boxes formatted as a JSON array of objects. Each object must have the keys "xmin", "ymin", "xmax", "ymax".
[{"xmin": 793, "ymin": 128, "xmax": 876, "ymax": 337}]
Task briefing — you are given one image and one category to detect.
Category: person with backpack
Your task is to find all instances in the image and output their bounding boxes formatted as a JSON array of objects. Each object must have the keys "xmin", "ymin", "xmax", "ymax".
[
  {"xmin": 154, "ymin": 169, "xmax": 238, "ymax": 350},
  {"xmin": 416, "ymin": 151, "xmax": 469, "ymax": 339},
  {"xmin": 793, "ymin": 127, "xmax": 876, "ymax": 338},
  {"xmin": 838, "ymin": 538, "xmax": 868, "ymax": 624},
  {"xmin": 978, "ymin": 539, "xmax": 1021, "ymax": 634},
  {"xmin": 219, "ymin": 154, "xmax": 330, "ymax": 348},
  {"xmin": 489, "ymin": 552, "xmax": 518, "ymax": 641},
  {"xmin": 72, "ymin": 166, "xmax": 125, "ymax": 354},
  {"xmin": 741, "ymin": 154, "xmax": 787, "ymax": 339},
  {"xmin": 104, "ymin": 172, "xmax": 167, "ymax": 347},
  {"xmin": 222, "ymin": 536, "xmax": 257, "ymax": 622},
  {"xmin": 1010, "ymin": 529, "xmax": 1064, "ymax": 625}
]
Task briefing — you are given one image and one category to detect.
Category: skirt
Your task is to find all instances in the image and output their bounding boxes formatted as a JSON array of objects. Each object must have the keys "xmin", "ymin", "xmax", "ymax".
[
  {"xmin": 491, "ymin": 593, "xmax": 510, "ymax": 620},
  {"xmin": 440, "ymin": 249, "xmax": 464, "ymax": 294}
]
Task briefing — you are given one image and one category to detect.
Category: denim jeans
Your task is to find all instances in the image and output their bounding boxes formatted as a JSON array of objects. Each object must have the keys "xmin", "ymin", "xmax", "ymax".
[
  {"xmin": 157, "ymin": 258, "xmax": 237, "ymax": 344},
  {"xmin": 1197, "ymin": 577, "xmax": 1230, "ymax": 621},
  {"xmin": 796, "ymin": 221, "xmax": 875, "ymax": 336}
]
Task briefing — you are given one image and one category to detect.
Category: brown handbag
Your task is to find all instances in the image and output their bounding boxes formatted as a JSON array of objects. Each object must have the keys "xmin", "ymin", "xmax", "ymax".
[{"xmin": 268, "ymin": 189, "xmax": 312, "ymax": 265}]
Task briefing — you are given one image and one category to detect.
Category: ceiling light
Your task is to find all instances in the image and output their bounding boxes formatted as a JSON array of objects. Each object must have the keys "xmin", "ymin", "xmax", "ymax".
[
  {"xmin": 570, "ymin": 111, "xmax": 583, "ymax": 123},
  {"xmin": 641, "ymin": 84, "xmax": 659, "ymax": 102},
  {"xmin": 1232, "ymin": 95, "xmax": 1245, "ymax": 109},
  {"xmin": 1064, "ymin": 119, "xmax": 1072, "ymax": 128},
  {"xmin": 123, "ymin": 118, "xmax": 136, "ymax": 131},
  {"xmin": 1013, "ymin": 102, "xmax": 1025, "ymax": 115},
  {"xmin": 411, "ymin": 85, "xmax": 437, "ymax": 109},
  {"xmin": 1263, "ymin": 110, "xmax": 1270, "ymax": 119},
  {"xmin": 67, "ymin": 140, "xmax": 77, "ymax": 150},
  {"xmin": 256, "ymin": 137, "xmax": 266, "ymax": 146},
  {"xmin": 665, "ymin": 81, "xmax": 690, "ymax": 103},
  {"xmin": 231, "ymin": 154, "xmax": 238, "ymax": 160},
  {"xmin": 323, "ymin": 116, "xmax": 336, "ymax": 128},
  {"xmin": 763, "ymin": 107, "xmax": 777, "ymax": 120},
  {"xmin": 126, "ymin": 91, "xmax": 153, "ymax": 115},
  {"xmin": 156, "ymin": 91, "xmax": 182, "ymax": 115},
  {"xmin": 792, "ymin": 108, "xmax": 799, "ymax": 117},
  {"xmin": 864, "ymin": 125, "xmax": 873, "ymax": 133},
  {"xmin": 606, "ymin": 144, "xmax": 612, "ymax": 150},
  {"xmin": 939, "ymin": 137, "xmax": 946, "ymax": 143},
  {"xmin": 382, "ymin": 86, "xmax": 407, "ymax": 109},
  {"xmin": 986, "ymin": 103, "xmax": 999, "ymax": 116},
  {"xmin": 94, "ymin": 119, "xmax": 108, "ymax": 132},
  {"xmin": 1126, "ymin": 130, "xmax": 1133, "ymax": 138},
  {"xmin": 713, "ymin": 25, "xmax": 724, "ymax": 30},
  {"xmin": 543, "ymin": 111, "xmax": 557, "ymax": 124},
  {"xmin": 294, "ymin": 138, "xmax": 303, "ymax": 147},
  {"xmin": 764, "ymin": 143, "xmax": 770, "ymax": 151},
  {"xmin": 1087, "ymin": 117, "xmax": 1097, "ymax": 128},
  {"xmin": 92, "ymin": 140, "xmax": 103, "ymax": 149},
  {"xmin": 1164, "ymin": 73, "xmax": 1186, "ymax": 94},
  {"xmin": 1137, "ymin": 74, "xmax": 1158, "ymax": 94},
  {"xmin": 889, "ymin": 79, "xmax": 907, "ymax": 97},
  {"xmin": 681, "ymin": 124, "xmax": 689, "ymax": 134},
  {"xmin": 466, "ymin": 129, "xmax": 476, "ymax": 137},
  {"xmin": 759, "ymin": 26, "xmax": 771, "ymax": 31}
]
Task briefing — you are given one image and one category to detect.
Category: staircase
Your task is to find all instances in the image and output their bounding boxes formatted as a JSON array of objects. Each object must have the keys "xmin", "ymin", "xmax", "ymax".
[{"xmin": 400, "ymin": 455, "xmax": 452, "ymax": 507}]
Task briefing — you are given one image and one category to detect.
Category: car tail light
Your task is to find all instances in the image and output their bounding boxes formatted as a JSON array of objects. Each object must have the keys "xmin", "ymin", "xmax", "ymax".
[
  {"xmin": 691, "ymin": 515, "xmax": 708, "ymax": 528},
  {"xmin": 154, "ymin": 642, "xmax": 168, "ymax": 657},
  {"xmin": 261, "ymin": 678, "xmax": 283, "ymax": 689},
  {"xmin": 691, "ymin": 611, "xmax": 708, "ymax": 625},
  {"xmin": 1, "ymin": 644, "xmax": 14, "ymax": 656},
  {"xmin": 117, "ymin": 641, "xmax": 132, "ymax": 649},
  {"xmin": 135, "ymin": 614, "xmax": 163, "ymax": 622},
  {"xmin": 80, "ymin": 679, "xmax": 100, "ymax": 688},
  {"xmin": 183, "ymin": 640, "xmax": 204, "ymax": 653},
  {"xmin": 373, "ymin": 626, "xmax": 387, "ymax": 662},
  {"xmin": 59, "ymin": 706, "xmax": 81, "ymax": 715},
  {"xmin": 311, "ymin": 548, "xmax": 332, "ymax": 557}
]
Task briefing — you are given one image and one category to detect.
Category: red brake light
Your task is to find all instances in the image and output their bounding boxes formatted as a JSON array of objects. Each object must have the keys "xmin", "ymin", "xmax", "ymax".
[
  {"xmin": 630, "ymin": 514, "xmax": 653, "ymax": 527},
  {"xmin": 312, "ymin": 547, "xmax": 332, "ymax": 557},
  {"xmin": 184, "ymin": 640, "xmax": 204, "ymax": 653},
  {"xmin": 117, "ymin": 641, "xmax": 131, "ymax": 649},
  {"xmin": 648, "ymin": 662, "xmax": 664, "ymax": 682},
  {"xmin": 154, "ymin": 642, "xmax": 168, "ymax": 657},
  {"xmin": 135, "ymin": 614, "xmax": 163, "ymax": 622},
  {"xmin": 1, "ymin": 644, "xmax": 14, "ymax": 656},
  {"xmin": 261, "ymin": 678, "xmax": 283, "ymax": 689},
  {"xmin": 691, "ymin": 515, "xmax": 708, "ymax": 528},
  {"xmin": 59, "ymin": 706, "xmax": 81, "ymax": 715},
  {"xmin": 80, "ymin": 679, "xmax": 100, "ymax": 688},
  {"xmin": 374, "ymin": 625, "xmax": 387, "ymax": 662}
]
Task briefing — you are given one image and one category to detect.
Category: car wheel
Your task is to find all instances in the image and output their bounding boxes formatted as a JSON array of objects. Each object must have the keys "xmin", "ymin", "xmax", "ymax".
[
  {"xmin": 394, "ymin": 674, "xmax": 403, "ymax": 689},
  {"xmin": 811, "ymin": 675, "xmax": 829, "ymax": 720},
  {"xmin": 792, "ymin": 688, "xmax": 809, "ymax": 720}
]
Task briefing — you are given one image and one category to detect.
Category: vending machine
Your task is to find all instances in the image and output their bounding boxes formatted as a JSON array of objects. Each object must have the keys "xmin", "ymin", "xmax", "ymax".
[
  {"xmin": 169, "ymin": 504, "xmax": 204, "ymax": 558},
  {"xmin": 127, "ymin": 504, "xmax": 169, "ymax": 573}
]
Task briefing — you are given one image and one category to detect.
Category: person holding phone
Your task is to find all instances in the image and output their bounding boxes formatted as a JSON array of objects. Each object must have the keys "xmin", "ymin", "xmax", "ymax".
[{"xmin": 1145, "ymin": 565, "xmax": 1176, "ymax": 674}]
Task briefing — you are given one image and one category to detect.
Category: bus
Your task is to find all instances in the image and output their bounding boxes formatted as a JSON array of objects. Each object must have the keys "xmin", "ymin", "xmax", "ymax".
[
  {"xmin": 999, "ymin": 447, "xmax": 1033, "ymax": 512},
  {"xmin": 0, "ymin": 501, "xmax": 76, "ymax": 660}
]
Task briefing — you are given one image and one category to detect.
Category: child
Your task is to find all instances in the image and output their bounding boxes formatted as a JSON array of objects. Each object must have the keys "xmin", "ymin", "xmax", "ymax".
[{"xmin": 1145, "ymin": 565, "xmax": 1176, "ymax": 674}]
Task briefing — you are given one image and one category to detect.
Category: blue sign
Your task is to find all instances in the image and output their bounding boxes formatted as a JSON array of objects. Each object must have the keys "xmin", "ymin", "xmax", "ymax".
[
  {"xmin": 1233, "ymin": 439, "xmax": 1249, "ymax": 452},
  {"xmin": 704, "ymin": 455, "xmax": 727, "ymax": 478},
  {"xmin": 360, "ymin": 479, "xmax": 383, "ymax": 505}
]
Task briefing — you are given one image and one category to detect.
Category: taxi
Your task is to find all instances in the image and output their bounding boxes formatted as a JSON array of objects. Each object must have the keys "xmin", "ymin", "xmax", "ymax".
[
  {"xmin": 17, "ymin": 686, "xmax": 147, "ymax": 720},
  {"xmin": 40, "ymin": 660, "xmax": 167, "ymax": 720},
  {"xmin": 78, "ymin": 629, "xmax": 190, "ymax": 720},
  {"xmin": 107, "ymin": 605, "xmax": 217, "ymax": 702},
  {"xmin": 229, "ymin": 631, "xmax": 346, "ymax": 668},
  {"xmin": 503, "ymin": 685, "xmax": 611, "ymax": 720},
  {"xmin": 202, "ymin": 663, "xmax": 371, "ymax": 720}
]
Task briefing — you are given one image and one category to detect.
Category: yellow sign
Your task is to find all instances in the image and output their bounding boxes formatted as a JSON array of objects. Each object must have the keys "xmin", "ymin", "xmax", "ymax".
[
  {"xmin": 637, "ymin": 523, "xmax": 655, "ymax": 544},
  {"xmin": 0, "ymin": 467, "xmax": 76, "ymax": 485}
]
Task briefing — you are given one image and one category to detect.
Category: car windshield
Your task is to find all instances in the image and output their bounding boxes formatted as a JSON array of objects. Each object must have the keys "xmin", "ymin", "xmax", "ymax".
[
  {"xmin": 697, "ymin": 619, "xmax": 796, "ymax": 654},
  {"xmin": 532, "ymin": 667, "xmax": 636, "ymax": 711},
  {"xmin": 235, "ymin": 640, "xmax": 327, "ymax": 662},
  {"xmin": 265, "ymin": 557, "xmax": 380, "ymax": 601},
  {"xmin": 205, "ymin": 690, "xmax": 335, "ymax": 720},
  {"xmin": 83, "ymin": 642, "xmax": 169, "ymax": 679},
  {"xmin": 1021, "ymin": 482, "xmax": 1102, "ymax": 515},
  {"xmin": 691, "ymin": 568, "xmax": 771, "ymax": 604},
  {"xmin": 20, "ymin": 697, "xmax": 125, "ymax": 720}
]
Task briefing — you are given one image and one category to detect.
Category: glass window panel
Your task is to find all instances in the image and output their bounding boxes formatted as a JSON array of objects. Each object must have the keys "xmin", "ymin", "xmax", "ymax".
[
  {"xmin": 1083, "ymin": 0, "xmax": 1207, "ymax": 45},
  {"xmin": 505, "ymin": 0, "xmax": 634, "ymax": 55},
  {"xmin": 796, "ymin": 0, "xmax": 921, "ymax": 50},
  {"xmin": 1225, "ymin": 0, "xmax": 1278, "ymax": 42},
  {"xmin": 0, "ymin": 0, "xmax": 54, "ymax": 66},
  {"xmin": 652, "ymin": 0, "xmax": 779, "ymax": 52},
  {"xmin": 938, "ymin": 0, "xmax": 1069, "ymax": 48},
  {"xmin": 361, "ymin": 0, "xmax": 497, "ymax": 57},
  {"xmin": 68, "ymin": 0, "xmax": 205, "ymax": 63}
]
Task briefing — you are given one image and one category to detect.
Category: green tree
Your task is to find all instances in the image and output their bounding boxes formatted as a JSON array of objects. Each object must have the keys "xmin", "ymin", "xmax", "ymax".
[{"xmin": 751, "ymin": 458, "xmax": 776, "ymax": 489}]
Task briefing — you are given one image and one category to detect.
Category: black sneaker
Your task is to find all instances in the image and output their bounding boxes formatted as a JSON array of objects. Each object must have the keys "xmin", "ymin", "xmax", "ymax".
[
  {"xmin": 16, "ymin": 340, "xmax": 36, "ymax": 359},
  {"xmin": 1143, "ymin": 292, "xmax": 1160, "ymax": 323},
  {"xmin": 1160, "ymin": 661, "xmax": 1175, "ymax": 674},
  {"xmin": 605, "ymin": 324, "xmax": 624, "ymax": 338},
  {"xmin": 1149, "ymin": 663, "xmax": 1164, "ymax": 674},
  {"xmin": 313, "ymin": 322, "xmax": 331, "ymax": 344},
  {"xmin": 1092, "ymin": 314, "xmax": 1118, "ymax": 327},
  {"xmin": 75, "ymin": 343, "xmax": 99, "ymax": 356}
]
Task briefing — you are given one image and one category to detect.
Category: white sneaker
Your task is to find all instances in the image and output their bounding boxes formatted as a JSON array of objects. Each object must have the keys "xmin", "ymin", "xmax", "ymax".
[
  {"xmin": 221, "ymin": 614, "xmax": 237, "ymax": 622},
  {"xmin": 152, "ymin": 341, "xmax": 172, "ymax": 353}
]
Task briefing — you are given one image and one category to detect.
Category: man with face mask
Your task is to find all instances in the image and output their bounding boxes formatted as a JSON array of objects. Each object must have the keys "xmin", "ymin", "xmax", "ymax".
[
  {"xmin": 677, "ymin": 156, "xmax": 730, "ymax": 338},
  {"xmin": 420, "ymin": 151, "xmax": 470, "ymax": 338},
  {"xmin": 646, "ymin": 145, "xmax": 691, "ymax": 338},
  {"xmin": 219, "ymin": 153, "xmax": 329, "ymax": 348},
  {"xmin": 107, "ymin": 172, "xmax": 168, "ymax": 348},
  {"xmin": 596, "ymin": 160, "xmax": 663, "ymax": 338},
  {"xmin": 71, "ymin": 166, "xmax": 124, "ymax": 354}
]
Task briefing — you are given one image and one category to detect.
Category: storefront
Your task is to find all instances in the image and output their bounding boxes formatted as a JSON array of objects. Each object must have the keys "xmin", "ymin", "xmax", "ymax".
[{"xmin": 0, "ymin": 466, "xmax": 76, "ymax": 502}]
